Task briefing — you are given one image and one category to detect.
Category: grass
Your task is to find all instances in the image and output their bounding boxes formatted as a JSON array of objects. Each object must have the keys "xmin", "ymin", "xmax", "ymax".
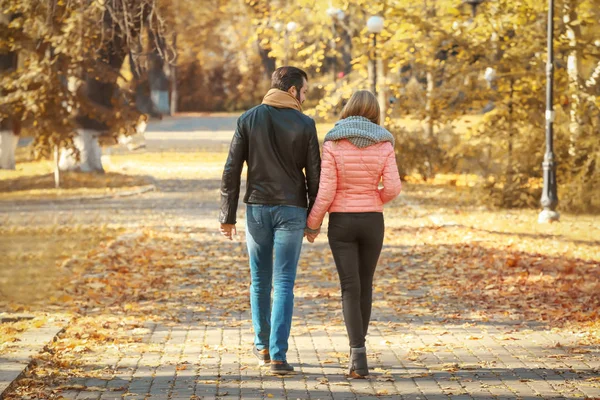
[
  {"xmin": 388, "ymin": 174, "xmax": 600, "ymax": 241},
  {"xmin": 0, "ymin": 151, "xmax": 154, "ymax": 201},
  {"xmin": 104, "ymin": 151, "xmax": 228, "ymax": 180}
]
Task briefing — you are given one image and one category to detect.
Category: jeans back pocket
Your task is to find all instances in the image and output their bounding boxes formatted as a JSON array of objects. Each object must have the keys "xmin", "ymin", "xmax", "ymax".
[
  {"xmin": 276, "ymin": 206, "xmax": 306, "ymax": 231},
  {"xmin": 247, "ymin": 205, "xmax": 263, "ymax": 227}
]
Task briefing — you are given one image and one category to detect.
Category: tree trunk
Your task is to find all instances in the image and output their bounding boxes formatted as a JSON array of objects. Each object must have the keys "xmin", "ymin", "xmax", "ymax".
[
  {"xmin": 564, "ymin": 0, "xmax": 583, "ymax": 158},
  {"xmin": 423, "ymin": 0, "xmax": 436, "ymax": 140},
  {"xmin": 340, "ymin": 28, "xmax": 353, "ymax": 75},
  {"xmin": 54, "ymin": 145, "xmax": 60, "ymax": 188},
  {"xmin": 425, "ymin": 70, "xmax": 434, "ymax": 139},
  {"xmin": 0, "ymin": 13, "xmax": 19, "ymax": 170},
  {"xmin": 71, "ymin": 10, "xmax": 129, "ymax": 173},
  {"xmin": 59, "ymin": 130, "xmax": 104, "ymax": 172},
  {"xmin": 256, "ymin": 40, "xmax": 276, "ymax": 79},
  {"xmin": 148, "ymin": 29, "xmax": 170, "ymax": 115},
  {"xmin": 0, "ymin": 130, "xmax": 19, "ymax": 170},
  {"xmin": 130, "ymin": 44, "xmax": 157, "ymax": 117},
  {"xmin": 585, "ymin": 60, "xmax": 600, "ymax": 88},
  {"xmin": 170, "ymin": 33, "xmax": 178, "ymax": 115},
  {"xmin": 506, "ymin": 78, "xmax": 515, "ymax": 191}
]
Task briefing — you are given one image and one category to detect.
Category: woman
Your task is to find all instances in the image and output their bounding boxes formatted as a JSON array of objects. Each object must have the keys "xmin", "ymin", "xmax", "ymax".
[{"xmin": 306, "ymin": 90, "xmax": 402, "ymax": 378}]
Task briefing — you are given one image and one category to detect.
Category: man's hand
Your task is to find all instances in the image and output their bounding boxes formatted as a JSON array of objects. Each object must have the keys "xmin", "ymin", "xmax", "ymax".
[
  {"xmin": 220, "ymin": 224, "xmax": 237, "ymax": 240},
  {"xmin": 304, "ymin": 227, "xmax": 320, "ymax": 243}
]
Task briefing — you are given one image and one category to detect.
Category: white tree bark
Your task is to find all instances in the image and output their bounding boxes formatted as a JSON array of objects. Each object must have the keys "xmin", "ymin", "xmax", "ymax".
[
  {"xmin": 425, "ymin": 70, "xmax": 435, "ymax": 139},
  {"xmin": 564, "ymin": 1, "xmax": 582, "ymax": 158},
  {"xmin": 585, "ymin": 60, "xmax": 600, "ymax": 88},
  {"xmin": 170, "ymin": 64, "xmax": 178, "ymax": 116},
  {"xmin": 0, "ymin": 131, "xmax": 19, "ymax": 170},
  {"xmin": 59, "ymin": 130, "xmax": 104, "ymax": 172},
  {"xmin": 170, "ymin": 33, "xmax": 178, "ymax": 116},
  {"xmin": 53, "ymin": 145, "xmax": 60, "ymax": 188}
]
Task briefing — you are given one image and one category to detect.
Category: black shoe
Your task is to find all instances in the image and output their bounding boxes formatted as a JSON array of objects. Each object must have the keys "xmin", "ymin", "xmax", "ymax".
[
  {"xmin": 253, "ymin": 346, "xmax": 270, "ymax": 365},
  {"xmin": 348, "ymin": 347, "xmax": 369, "ymax": 378},
  {"xmin": 270, "ymin": 361, "xmax": 295, "ymax": 375}
]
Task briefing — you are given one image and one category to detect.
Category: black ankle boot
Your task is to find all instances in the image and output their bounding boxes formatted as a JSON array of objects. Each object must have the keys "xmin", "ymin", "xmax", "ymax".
[{"xmin": 348, "ymin": 347, "xmax": 368, "ymax": 378}]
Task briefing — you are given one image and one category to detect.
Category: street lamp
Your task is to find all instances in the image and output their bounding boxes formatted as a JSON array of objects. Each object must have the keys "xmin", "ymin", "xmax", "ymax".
[
  {"xmin": 326, "ymin": 7, "xmax": 345, "ymax": 20},
  {"xmin": 327, "ymin": 7, "xmax": 345, "ymax": 83},
  {"xmin": 283, "ymin": 21, "xmax": 297, "ymax": 66},
  {"xmin": 463, "ymin": 0, "xmax": 485, "ymax": 18},
  {"xmin": 539, "ymin": 0, "xmax": 559, "ymax": 223},
  {"xmin": 286, "ymin": 21, "xmax": 297, "ymax": 32},
  {"xmin": 367, "ymin": 16, "xmax": 384, "ymax": 96}
]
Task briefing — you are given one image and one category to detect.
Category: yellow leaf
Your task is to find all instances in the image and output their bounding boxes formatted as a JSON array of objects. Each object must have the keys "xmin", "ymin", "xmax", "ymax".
[{"xmin": 59, "ymin": 294, "xmax": 73, "ymax": 303}]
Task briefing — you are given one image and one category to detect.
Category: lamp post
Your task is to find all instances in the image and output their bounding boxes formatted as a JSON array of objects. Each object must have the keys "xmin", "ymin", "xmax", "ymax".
[
  {"xmin": 367, "ymin": 16, "xmax": 384, "ymax": 96},
  {"xmin": 463, "ymin": 0, "xmax": 485, "ymax": 18},
  {"xmin": 539, "ymin": 0, "xmax": 559, "ymax": 223},
  {"xmin": 327, "ymin": 7, "xmax": 345, "ymax": 83},
  {"xmin": 284, "ymin": 21, "xmax": 297, "ymax": 66}
]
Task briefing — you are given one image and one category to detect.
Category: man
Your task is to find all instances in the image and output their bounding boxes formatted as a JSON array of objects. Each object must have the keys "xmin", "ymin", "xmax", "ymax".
[{"xmin": 219, "ymin": 66, "xmax": 321, "ymax": 375}]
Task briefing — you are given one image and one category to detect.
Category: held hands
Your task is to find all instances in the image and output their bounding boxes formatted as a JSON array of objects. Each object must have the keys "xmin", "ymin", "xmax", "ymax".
[
  {"xmin": 220, "ymin": 223, "xmax": 237, "ymax": 240},
  {"xmin": 304, "ymin": 227, "xmax": 321, "ymax": 243}
]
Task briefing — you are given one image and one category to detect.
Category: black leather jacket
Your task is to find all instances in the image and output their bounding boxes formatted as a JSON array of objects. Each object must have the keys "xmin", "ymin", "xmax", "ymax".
[{"xmin": 219, "ymin": 104, "xmax": 321, "ymax": 225}]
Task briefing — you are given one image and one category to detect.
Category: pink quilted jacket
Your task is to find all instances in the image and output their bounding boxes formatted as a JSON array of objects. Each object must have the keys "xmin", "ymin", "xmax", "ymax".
[{"xmin": 307, "ymin": 139, "xmax": 402, "ymax": 230}]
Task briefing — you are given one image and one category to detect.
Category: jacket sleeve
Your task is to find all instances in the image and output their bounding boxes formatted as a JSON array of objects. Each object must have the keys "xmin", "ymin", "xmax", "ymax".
[
  {"xmin": 219, "ymin": 117, "xmax": 247, "ymax": 224},
  {"xmin": 305, "ymin": 119, "xmax": 321, "ymax": 214},
  {"xmin": 307, "ymin": 142, "xmax": 337, "ymax": 230},
  {"xmin": 378, "ymin": 145, "xmax": 402, "ymax": 205}
]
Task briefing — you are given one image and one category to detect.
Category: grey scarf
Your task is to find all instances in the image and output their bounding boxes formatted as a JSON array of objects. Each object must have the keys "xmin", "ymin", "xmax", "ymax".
[{"xmin": 324, "ymin": 116, "xmax": 395, "ymax": 148}]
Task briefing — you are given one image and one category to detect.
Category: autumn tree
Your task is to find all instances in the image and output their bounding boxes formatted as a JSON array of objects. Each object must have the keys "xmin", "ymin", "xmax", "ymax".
[
  {"xmin": 0, "ymin": 12, "xmax": 20, "ymax": 169},
  {"xmin": 0, "ymin": 0, "xmax": 169, "ymax": 174},
  {"xmin": 553, "ymin": 0, "xmax": 600, "ymax": 211},
  {"xmin": 458, "ymin": 0, "xmax": 600, "ymax": 210}
]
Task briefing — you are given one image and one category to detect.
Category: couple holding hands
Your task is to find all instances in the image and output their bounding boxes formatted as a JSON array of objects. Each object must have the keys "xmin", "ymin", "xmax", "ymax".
[{"xmin": 219, "ymin": 66, "xmax": 401, "ymax": 377}]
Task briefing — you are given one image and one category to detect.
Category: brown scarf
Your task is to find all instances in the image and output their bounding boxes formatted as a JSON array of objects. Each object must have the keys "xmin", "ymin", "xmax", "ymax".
[{"xmin": 261, "ymin": 88, "xmax": 303, "ymax": 112}]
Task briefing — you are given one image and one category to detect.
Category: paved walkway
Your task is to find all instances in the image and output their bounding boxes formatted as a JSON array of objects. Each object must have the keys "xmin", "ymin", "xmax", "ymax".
[
  {"xmin": 58, "ymin": 307, "xmax": 600, "ymax": 400},
  {"xmin": 0, "ymin": 314, "xmax": 68, "ymax": 396}
]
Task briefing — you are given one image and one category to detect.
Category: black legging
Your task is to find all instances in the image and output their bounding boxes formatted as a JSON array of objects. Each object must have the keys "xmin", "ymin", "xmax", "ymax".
[{"xmin": 327, "ymin": 212, "xmax": 384, "ymax": 348}]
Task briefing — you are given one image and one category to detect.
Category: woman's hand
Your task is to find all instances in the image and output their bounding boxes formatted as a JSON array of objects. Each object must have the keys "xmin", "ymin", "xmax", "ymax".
[{"xmin": 304, "ymin": 227, "xmax": 320, "ymax": 243}]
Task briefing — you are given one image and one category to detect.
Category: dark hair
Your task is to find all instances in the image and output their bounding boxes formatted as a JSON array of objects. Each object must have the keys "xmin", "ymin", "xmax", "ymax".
[{"xmin": 271, "ymin": 66, "xmax": 308, "ymax": 94}]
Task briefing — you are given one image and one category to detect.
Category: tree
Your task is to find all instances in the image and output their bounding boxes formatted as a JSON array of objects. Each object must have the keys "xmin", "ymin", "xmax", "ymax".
[
  {"xmin": 0, "ymin": 12, "xmax": 20, "ymax": 169},
  {"xmin": 554, "ymin": 0, "xmax": 600, "ymax": 210},
  {"xmin": 0, "ymin": 0, "xmax": 169, "ymax": 175}
]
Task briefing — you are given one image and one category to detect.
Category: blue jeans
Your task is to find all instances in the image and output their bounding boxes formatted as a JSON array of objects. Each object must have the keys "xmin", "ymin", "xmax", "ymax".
[{"xmin": 246, "ymin": 204, "xmax": 306, "ymax": 362}]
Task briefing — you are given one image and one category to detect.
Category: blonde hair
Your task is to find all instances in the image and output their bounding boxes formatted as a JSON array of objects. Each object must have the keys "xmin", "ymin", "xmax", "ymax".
[{"xmin": 340, "ymin": 90, "xmax": 380, "ymax": 125}]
